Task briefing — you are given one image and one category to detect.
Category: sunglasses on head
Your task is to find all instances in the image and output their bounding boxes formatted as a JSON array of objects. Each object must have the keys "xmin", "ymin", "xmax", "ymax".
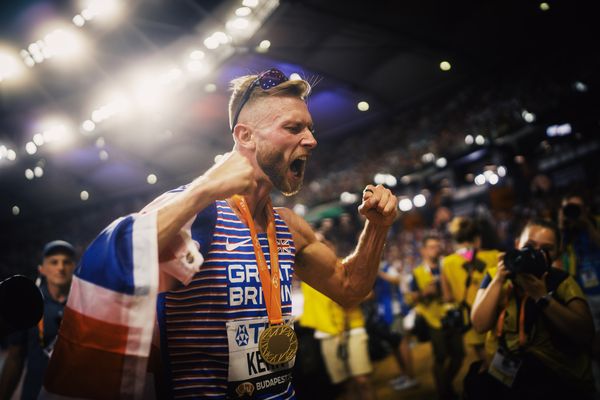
[{"xmin": 230, "ymin": 68, "xmax": 289, "ymax": 131}]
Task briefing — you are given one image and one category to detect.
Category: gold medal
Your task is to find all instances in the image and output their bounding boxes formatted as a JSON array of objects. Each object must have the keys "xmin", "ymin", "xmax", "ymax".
[{"xmin": 258, "ymin": 324, "xmax": 298, "ymax": 365}]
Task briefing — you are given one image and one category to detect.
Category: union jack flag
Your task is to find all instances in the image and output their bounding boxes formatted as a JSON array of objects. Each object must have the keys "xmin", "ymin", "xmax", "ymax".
[{"xmin": 277, "ymin": 239, "xmax": 293, "ymax": 255}]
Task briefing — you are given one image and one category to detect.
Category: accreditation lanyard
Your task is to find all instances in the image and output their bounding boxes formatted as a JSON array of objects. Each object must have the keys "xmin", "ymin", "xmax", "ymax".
[
  {"xmin": 38, "ymin": 317, "xmax": 45, "ymax": 347},
  {"xmin": 231, "ymin": 195, "xmax": 283, "ymax": 325},
  {"xmin": 496, "ymin": 284, "xmax": 528, "ymax": 347}
]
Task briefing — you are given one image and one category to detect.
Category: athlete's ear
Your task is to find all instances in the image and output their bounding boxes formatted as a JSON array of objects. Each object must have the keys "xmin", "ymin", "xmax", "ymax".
[{"xmin": 233, "ymin": 124, "xmax": 256, "ymax": 151}]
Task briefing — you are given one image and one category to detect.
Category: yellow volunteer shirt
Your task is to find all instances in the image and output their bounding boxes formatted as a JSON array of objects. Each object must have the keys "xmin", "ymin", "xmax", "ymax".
[
  {"xmin": 299, "ymin": 282, "xmax": 365, "ymax": 335},
  {"xmin": 411, "ymin": 264, "xmax": 447, "ymax": 329},
  {"xmin": 442, "ymin": 249, "xmax": 499, "ymax": 345},
  {"xmin": 484, "ymin": 268, "xmax": 593, "ymax": 391}
]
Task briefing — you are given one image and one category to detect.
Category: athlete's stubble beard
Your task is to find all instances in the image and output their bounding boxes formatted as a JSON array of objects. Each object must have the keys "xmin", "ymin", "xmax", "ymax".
[{"xmin": 256, "ymin": 143, "xmax": 303, "ymax": 197}]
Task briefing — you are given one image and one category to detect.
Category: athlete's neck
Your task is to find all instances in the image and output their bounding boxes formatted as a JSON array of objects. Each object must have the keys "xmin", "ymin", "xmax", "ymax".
[{"xmin": 230, "ymin": 185, "xmax": 272, "ymax": 233}]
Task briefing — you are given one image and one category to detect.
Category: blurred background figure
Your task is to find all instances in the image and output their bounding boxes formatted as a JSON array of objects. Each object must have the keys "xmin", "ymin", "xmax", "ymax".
[
  {"xmin": 469, "ymin": 220, "xmax": 594, "ymax": 400},
  {"xmin": 410, "ymin": 235, "xmax": 463, "ymax": 400},
  {"xmin": 441, "ymin": 217, "xmax": 499, "ymax": 363},
  {"xmin": 558, "ymin": 193, "xmax": 600, "ymax": 392},
  {"xmin": 299, "ymin": 234, "xmax": 375, "ymax": 400},
  {"xmin": 0, "ymin": 241, "xmax": 75, "ymax": 400},
  {"xmin": 370, "ymin": 244, "xmax": 418, "ymax": 391}
]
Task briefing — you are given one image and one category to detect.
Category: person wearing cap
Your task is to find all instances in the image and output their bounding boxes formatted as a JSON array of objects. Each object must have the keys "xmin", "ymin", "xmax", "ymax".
[{"xmin": 0, "ymin": 240, "xmax": 76, "ymax": 400}]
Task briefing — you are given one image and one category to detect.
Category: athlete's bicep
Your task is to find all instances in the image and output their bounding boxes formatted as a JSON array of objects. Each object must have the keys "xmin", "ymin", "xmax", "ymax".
[
  {"xmin": 294, "ymin": 240, "xmax": 342, "ymax": 296},
  {"xmin": 277, "ymin": 207, "xmax": 345, "ymax": 301}
]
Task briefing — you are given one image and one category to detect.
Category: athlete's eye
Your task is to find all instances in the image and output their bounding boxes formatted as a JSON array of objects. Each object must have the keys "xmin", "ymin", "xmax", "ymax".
[{"xmin": 286, "ymin": 125, "xmax": 302, "ymax": 133}]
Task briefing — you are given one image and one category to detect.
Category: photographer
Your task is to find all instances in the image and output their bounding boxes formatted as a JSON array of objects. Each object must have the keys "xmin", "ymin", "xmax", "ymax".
[
  {"xmin": 467, "ymin": 219, "xmax": 594, "ymax": 399},
  {"xmin": 0, "ymin": 241, "xmax": 76, "ymax": 400},
  {"xmin": 559, "ymin": 193, "xmax": 600, "ymax": 391},
  {"xmin": 410, "ymin": 235, "xmax": 464, "ymax": 400}
]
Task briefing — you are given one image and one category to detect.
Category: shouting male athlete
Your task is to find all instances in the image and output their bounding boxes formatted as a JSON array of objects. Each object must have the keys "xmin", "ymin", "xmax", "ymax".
[{"xmin": 42, "ymin": 68, "xmax": 397, "ymax": 399}]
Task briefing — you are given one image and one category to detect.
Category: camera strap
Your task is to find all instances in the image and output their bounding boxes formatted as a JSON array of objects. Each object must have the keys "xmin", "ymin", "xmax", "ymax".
[{"xmin": 496, "ymin": 284, "xmax": 529, "ymax": 349}]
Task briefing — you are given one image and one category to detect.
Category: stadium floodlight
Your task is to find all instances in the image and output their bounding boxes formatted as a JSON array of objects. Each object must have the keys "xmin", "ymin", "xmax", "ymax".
[{"xmin": 0, "ymin": 50, "xmax": 24, "ymax": 83}]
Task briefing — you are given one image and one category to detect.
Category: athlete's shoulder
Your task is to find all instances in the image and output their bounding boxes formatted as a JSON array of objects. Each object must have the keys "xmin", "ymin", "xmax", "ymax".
[{"xmin": 274, "ymin": 206, "xmax": 316, "ymax": 254}]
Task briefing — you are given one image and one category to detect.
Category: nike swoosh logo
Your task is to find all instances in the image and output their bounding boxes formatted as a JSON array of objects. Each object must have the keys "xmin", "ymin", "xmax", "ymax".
[{"xmin": 225, "ymin": 237, "xmax": 253, "ymax": 251}]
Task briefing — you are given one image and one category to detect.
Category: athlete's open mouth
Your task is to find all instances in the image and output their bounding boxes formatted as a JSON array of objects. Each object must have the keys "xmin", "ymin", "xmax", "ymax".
[{"xmin": 289, "ymin": 156, "xmax": 307, "ymax": 178}]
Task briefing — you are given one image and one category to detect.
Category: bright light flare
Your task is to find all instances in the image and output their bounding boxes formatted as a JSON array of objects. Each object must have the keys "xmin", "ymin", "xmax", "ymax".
[
  {"xmin": 226, "ymin": 17, "xmax": 249, "ymax": 31},
  {"xmin": 421, "ymin": 152, "xmax": 435, "ymax": 163},
  {"xmin": 43, "ymin": 28, "xmax": 86, "ymax": 60},
  {"xmin": 399, "ymin": 198, "xmax": 413, "ymax": 212},
  {"xmin": 0, "ymin": 49, "xmax": 24, "ymax": 83},
  {"xmin": 340, "ymin": 192, "xmax": 359, "ymax": 204},
  {"xmin": 33, "ymin": 117, "xmax": 76, "ymax": 150},
  {"xmin": 436, "ymin": 157, "xmax": 447, "ymax": 168},
  {"xmin": 147, "ymin": 174, "xmax": 157, "ymax": 184},
  {"xmin": 293, "ymin": 203, "xmax": 306, "ymax": 216},
  {"xmin": 374, "ymin": 173, "xmax": 397, "ymax": 187},
  {"xmin": 243, "ymin": 0, "xmax": 259, "ymax": 7},
  {"xmin": 82, "ymin": 120, "xmax": 96, "ymax": 133},
  {"xmin": 90, "ymin": 92, "xmax": 129, "ymax": 123},
  {"xmin": 236, "ymin": 7, "xmax": 252, "ymax": 17},
  {"xmin": 80, "ymin": 190, "xmax": 89, "ymax": 201},
  {"xmin": 25, "ymin": 142, "xmax": 37, "ymax": 155},
  {"xmin": 440, "ymin": 61, "xmax": 451, "ymax": 71},
  {"xmin": 357, "ymin": 101, "xmax": 370, "ymax": 111},
  {"xmin": 256, "ymin": 39, "xmax": 271, "ymax": 53},
  {"xmin": 204, "ymin": 32, "xmax": 229, "ymax": 49},
  {"xmin": 78, "ymin": 0, "xmax": 124, "ymax": 25},
  {"xmin": 488, "ymin": 173, "xmax": 499, "ymax": 185},
  {"xmin": 413, "ymin": 194, "xmax": 426, "ymax": 208}
]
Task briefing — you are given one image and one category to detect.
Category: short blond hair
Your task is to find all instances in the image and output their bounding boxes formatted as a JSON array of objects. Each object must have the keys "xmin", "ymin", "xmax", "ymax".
[{"xmin": 228, "ymin": 73, "xmax": 311, "ymax": 129}]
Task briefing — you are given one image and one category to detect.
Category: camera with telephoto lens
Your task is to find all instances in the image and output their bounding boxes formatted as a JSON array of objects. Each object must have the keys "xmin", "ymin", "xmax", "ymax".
[
  {"xmin": 562, "ymin": 203, "xmax": 582, "ymax": 220},
  {"xmin": 503, "ymin": 245, "xmax": 550, "ymax": 279}
]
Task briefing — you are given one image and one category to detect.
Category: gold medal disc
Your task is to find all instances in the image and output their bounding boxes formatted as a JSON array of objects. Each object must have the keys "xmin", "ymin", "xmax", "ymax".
[{"xmin": 258, "ymin": 324, "xmax": 298, "ymax": 365}]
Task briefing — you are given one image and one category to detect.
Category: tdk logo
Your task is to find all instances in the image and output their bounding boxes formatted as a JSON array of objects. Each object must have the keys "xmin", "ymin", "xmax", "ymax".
[{"xmin": 236, "ymin": 325, "xmax": 250, "ymax": 346}]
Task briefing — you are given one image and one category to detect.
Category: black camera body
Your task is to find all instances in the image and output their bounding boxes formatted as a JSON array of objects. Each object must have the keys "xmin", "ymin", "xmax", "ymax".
[
  {"xmin": 504, "ymin": 245, "xmax": 549, "ymax": 279},
  {"xmin": 441, "ymin": 306, "xmax": 469, "ymax": 333}
]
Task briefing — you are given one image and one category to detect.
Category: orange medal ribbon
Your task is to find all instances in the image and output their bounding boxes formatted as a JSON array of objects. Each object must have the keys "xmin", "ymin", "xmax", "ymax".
[
  {"xmin": 496, "ymin": 284, "xmax": 529, "ymax": 347},
  {"xmin": 231, "ymin": 195, "xmax": 283, "ymax": 325}
]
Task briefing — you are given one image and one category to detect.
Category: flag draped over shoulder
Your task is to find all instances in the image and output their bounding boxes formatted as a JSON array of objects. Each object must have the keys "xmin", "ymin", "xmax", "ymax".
[{"xmin": 41, "ymin": 190, "xmax": 203, "ymax": 399}]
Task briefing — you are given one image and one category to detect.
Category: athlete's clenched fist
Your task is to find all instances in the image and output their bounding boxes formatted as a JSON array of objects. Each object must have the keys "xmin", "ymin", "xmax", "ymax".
[
  {"xmin": 358, "ymin": 184, "xmax": 398, "ymax": 226},
  {"xmin": 202, "ymin": 150, "xmax": 256, "ymax": 199}
]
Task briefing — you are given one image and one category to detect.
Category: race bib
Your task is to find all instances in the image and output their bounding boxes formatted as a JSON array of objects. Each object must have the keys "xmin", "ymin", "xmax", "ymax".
[
  {"xmin": 488, "ymin": 349, "xmax": 522, "ymax": 388},
  {"xmin": 226, "ymin": 317, "xmax": 295, "ymax": 398}
]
